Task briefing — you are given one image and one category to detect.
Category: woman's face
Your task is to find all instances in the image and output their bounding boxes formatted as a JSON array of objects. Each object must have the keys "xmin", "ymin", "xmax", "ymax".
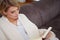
[{"xmin": 3, "ymin": 6, "xmax": 19, "ymax": 20}]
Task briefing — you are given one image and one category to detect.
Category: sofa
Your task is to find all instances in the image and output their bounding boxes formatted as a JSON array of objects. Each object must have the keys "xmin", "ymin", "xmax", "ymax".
[{"xmin": 20, "ymin": 0, "xmax": 60, "ymax": 39}]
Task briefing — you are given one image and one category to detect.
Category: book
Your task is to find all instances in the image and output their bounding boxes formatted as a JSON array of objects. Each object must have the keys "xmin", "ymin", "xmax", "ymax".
[{"xmin": 42, "ymin": 27, "xmax": 52, "ymax": 38}]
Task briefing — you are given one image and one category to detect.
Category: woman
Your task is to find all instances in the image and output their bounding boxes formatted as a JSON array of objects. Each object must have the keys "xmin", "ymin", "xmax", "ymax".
[{"xmin": 0, "ymin": 0, "xmax": 59, "ymax": 40}]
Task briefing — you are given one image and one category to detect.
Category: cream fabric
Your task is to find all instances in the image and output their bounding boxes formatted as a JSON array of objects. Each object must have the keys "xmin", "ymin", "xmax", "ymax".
[
  {"xmin": 0, "ymin": 14, "xmax": 58, "ymax": 40},
  {"xmin": 0, "ymin": 14, "xmax": 42, "ymax": 40},
  {"xmin": 0, "ymin": 16, "xmax": 25, "ymax": 40}
]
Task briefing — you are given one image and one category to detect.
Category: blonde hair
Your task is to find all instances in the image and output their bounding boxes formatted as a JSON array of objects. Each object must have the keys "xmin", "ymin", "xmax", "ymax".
[{"xmin": 0, "ymin": 0, "xmax": 20, "ymax": 13}]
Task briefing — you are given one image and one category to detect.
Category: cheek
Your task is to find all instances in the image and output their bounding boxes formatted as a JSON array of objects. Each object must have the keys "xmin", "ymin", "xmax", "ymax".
[
  {"xmin": 6, "ymin": 11, "xmax": 19, "ymax": 19},
  {"xmin": 7, "ymin": 13, "xmax": 18, "ymax": 19},
  {"xmin": 7, "ymin": 14, "xmax": 18, "ymax": 20},
  {"xmin": 7, "ymin": 12, "xmax": 13, "ymax": 17},
  {"xmin": 6, "ymin": 12, "xmax": 14, "ymax": 18}
]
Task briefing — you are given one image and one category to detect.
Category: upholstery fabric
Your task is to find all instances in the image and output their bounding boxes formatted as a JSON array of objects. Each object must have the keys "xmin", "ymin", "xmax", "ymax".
[{"xmin": 20, "ymin": 0, "xmax": 60, "ymax": 39}]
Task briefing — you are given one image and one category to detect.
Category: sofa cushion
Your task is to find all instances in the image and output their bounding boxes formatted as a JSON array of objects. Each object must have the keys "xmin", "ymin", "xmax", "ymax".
[
  {"xmin": 20, "ymin": 0, "xmax": 60, "ymax": 27},
  {"xmin": 20, "ymin": 4, "xmax": 43, "ymax": 27}
]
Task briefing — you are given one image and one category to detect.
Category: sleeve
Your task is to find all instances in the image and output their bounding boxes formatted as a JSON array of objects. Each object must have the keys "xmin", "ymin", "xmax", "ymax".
[
  {"xmin": 38, "ymin": 29, "xmax": 59, "ymax": 40},
  {"xmin": 38, "ymin": 29, "xmax": 47, "ymax": 37},
  {"xmin": 0, "ymin": 26, "xmax": 8, "ymax": 40},
  {"xmin": 30, "ymin": 37, "xmax": 42, "ymax": 40}
]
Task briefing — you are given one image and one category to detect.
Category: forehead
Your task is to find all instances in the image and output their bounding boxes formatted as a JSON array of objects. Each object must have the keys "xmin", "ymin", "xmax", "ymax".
[{"xmin": 7, "ymin": 6, "xmax": 18, "ymax": 11}]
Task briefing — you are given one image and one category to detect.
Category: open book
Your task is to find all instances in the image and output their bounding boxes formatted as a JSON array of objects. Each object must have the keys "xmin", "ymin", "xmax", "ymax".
[{"xmin": 42, "ymin": 27, "xmax": 52, "ymax": 38}]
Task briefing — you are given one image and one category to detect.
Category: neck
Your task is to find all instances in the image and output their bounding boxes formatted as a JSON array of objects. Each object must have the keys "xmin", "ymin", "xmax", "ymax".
[{"xmin": 7, "ymin": 17, "xmax": 18, "ymax": 26}]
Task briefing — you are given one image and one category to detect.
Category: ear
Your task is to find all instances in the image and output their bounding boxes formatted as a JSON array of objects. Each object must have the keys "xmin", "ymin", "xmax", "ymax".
[{"xmin": 2, "ymin": 11, "xmax": 7, "ymax": 16}]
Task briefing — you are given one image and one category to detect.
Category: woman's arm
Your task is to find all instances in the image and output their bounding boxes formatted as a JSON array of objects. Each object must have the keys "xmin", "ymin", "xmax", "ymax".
[
  {"xmin": 38, "ymin": 29, "xmax": 59, "ymax": 40},
  {"xmin": 0, "ymin": 26, "xmax": 8, "ymax": 40}
]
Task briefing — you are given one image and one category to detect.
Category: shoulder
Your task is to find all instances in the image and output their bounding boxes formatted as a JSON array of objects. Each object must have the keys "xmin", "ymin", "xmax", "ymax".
[
  {"xmin": 0, "ymin": 17, "xmax": 3, "ymax": 22},
  {"xmin": 0, "ymin": 16, "xmax": 5, "ymax": 25},
  {"xmin": 19, "ymin": 14, "xmax": 37, "ymax": 25},
  {"xmin": 19, "ymin": 14, "xmax": 28, "ymax": 19},
  {"xmin": 19, "ymin": 14, "xmax": 26, "ymax": 17}
]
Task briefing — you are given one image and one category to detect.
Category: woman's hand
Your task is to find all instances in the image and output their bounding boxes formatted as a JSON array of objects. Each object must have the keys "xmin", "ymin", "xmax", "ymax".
[
  {"xmin": 45, "ymin": 31, "xmax": 56, "ymax": 40},
  {"xmin": 39, "ymin": 29, "xmax": 56, "ymax": 40},
  {"xmin": 45, "ymin": 31, "xmax": 53, "ymax": 40}
]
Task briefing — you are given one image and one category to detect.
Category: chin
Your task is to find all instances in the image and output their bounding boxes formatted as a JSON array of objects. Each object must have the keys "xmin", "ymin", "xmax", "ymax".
[
  {"xmin": 13, "ymin": 17, "xmax": 18, "ymax": 20},
  {"xmin": 15, "ymin": 18, "xmax": 18, "ymax": 20}
]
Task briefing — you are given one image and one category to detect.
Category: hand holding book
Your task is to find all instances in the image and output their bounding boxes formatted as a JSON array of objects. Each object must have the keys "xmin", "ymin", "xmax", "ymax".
[{"xmin": 42, "ymin": 27, "xmax": 52, "ymax": 38}]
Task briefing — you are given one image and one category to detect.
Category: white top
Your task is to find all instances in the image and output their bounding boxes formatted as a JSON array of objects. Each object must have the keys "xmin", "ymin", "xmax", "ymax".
[
  {"xmin": 17, "ymin": 18, "xmax": 29, "ymax": 40},
  {"xmin": 0, "ymin": 14, "xmax": 58, "ymax": 40}
]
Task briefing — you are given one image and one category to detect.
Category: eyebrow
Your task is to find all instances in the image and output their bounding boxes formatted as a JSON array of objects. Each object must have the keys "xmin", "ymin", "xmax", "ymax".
[{"xmin": 10, "ymin": 8, "xmax": 19, "ymax": 13}]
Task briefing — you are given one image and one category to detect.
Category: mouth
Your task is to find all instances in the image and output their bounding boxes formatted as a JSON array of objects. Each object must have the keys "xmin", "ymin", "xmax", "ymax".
[{"xmin": 15, "ymin": 15, "xmax": 18, "ymax": 17}]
